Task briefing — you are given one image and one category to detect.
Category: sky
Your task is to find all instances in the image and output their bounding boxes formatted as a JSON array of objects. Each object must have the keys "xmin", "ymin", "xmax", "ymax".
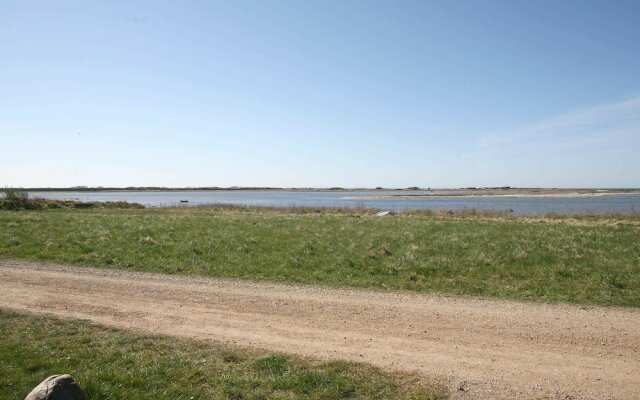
[{"xmin": 1, "ymin": 0, "xmax": 639, "ymax": 188}]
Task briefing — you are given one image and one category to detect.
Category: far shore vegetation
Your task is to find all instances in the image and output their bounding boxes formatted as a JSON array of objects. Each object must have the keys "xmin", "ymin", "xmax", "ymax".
[
  {"xmin": 1, "ymin": 191, "xmax": 638, "ymax": 307},
  {"xmin": 0, "ymin": 309, "xmax": 446, "ymax": 400},
  {"xmin": 6, "ymin": 186, "xmax": 640, "ymax": 194}
]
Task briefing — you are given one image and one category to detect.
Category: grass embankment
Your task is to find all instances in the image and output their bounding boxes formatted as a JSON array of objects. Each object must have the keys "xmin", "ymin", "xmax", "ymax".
[
  {"xmin": 1, "ymin": 206, "xmax": 639, "ymax": 306},
  {"xmin": 0, "ymin": 310, "xmax": 445, "ymax": 399},
  {"xmin": 0, "ymin": 197, "xmax": 143, "ymax": 211}
]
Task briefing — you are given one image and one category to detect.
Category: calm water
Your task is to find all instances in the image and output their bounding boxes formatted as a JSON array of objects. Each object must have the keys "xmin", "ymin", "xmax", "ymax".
[{"xmin": 28, "ymin": 190, "xmax": 640, "ymax": 215}]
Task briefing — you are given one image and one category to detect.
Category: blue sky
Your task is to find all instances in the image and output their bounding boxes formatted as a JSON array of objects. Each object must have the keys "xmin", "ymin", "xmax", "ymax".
[{"xmin": 2, "ymin": 0, "xmax": 639, "ymax": 188}]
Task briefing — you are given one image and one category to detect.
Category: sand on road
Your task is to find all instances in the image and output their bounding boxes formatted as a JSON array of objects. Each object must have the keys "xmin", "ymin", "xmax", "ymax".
[{"xmin": 1, "ymin": 260, "xmax": 639, "ymax": 399}]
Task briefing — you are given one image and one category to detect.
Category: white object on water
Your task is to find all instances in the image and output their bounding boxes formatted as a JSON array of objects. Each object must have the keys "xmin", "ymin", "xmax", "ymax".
[{"xmin": 376, "ymin": 211, "xmax": 391, "ymax": 217}]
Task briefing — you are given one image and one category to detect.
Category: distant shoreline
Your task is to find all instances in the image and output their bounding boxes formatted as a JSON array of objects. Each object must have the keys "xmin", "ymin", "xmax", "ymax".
[
  {"xmin": 20, "ymin": 187, "xmax": 640, "ymax": 198},
  {"xmin": 345, "ymin": 192, "xmax": 640, "ymax": 200}
]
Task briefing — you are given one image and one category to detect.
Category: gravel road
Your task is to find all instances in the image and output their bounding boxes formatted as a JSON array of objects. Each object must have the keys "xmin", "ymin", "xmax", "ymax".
[{"xmin": 1, "ymin": 260, "xmax": 638, "ymax": 399}]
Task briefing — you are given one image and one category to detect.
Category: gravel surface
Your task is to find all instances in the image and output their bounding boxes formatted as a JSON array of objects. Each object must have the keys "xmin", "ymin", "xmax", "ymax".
[{"xmin": 1, "ymin": 260, "xmax": 638, "ymax": 399}]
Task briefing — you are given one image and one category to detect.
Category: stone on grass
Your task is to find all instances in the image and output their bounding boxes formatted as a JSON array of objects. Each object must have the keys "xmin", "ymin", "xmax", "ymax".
[{"xmin": 25, "ymin": 374, "xmax": 86, "ymax": 400}]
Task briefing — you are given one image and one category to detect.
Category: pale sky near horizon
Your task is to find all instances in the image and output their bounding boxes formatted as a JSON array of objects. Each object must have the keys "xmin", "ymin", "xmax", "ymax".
[{"xmin": 2, "ymin": 0, "xmax": 639, "ymax": 188}]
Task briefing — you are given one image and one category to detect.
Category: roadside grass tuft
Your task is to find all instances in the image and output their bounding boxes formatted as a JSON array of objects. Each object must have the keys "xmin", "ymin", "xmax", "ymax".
[{"xmin": 0, "ymin": 310, "xmax": 447, "ymax": 399}]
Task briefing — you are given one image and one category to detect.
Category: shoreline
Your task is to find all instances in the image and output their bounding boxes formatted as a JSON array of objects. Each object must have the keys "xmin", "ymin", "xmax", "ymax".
[
  {"xmin": 22, "ymin": 188, "xmax": 640, "ymax": 197},
  {"xmin": 17, "ymin": 187, "xmax": 640, "ymax": 194},
  {"xmin": 343, "ymin": 191, "xmax": 640, "ymax": 200}
]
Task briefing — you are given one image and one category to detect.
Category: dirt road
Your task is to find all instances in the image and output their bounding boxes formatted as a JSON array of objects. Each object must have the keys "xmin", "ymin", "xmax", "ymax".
[{"xmin": 1, "ymin": 260, "xmax": 638, "ymax": 399}]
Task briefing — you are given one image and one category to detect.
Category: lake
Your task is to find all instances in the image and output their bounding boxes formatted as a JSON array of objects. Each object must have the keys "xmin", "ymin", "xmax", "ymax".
[{"xmin": 27, "ymin": 190, "xmax": 640, "ymax": 215}]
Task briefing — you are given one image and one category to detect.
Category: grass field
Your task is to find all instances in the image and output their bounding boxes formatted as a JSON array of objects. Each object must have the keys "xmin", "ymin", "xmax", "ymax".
[
  {"xmin": 0, "ymin": 310, "xmax": 446, "ymax": 399},
  {"xmin": 1, "ymin": 206, "xmax": 639, "ymax": 306}
]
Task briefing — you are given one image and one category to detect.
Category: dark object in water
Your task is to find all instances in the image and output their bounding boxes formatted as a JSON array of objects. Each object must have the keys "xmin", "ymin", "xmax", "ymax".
[{"xmin": 180, "ymin": 200, "xmax": 189, "ymax": 203}]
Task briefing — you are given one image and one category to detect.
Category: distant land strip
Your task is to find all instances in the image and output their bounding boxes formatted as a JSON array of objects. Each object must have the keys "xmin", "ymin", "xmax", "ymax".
[{"xmin": 12, "ymin": 186, "xmax": 640, "ymax": 194}]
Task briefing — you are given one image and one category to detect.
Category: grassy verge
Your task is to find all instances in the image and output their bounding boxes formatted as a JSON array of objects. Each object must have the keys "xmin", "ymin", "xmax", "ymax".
[
  {"xmin": 1, "ymin": 187, "xmax": 144, "ymax": 210},
  {"xmin": 0, "ymin": 309, "xmax": 446, "ymax": 399},
  {"xmin": 1, "ymin": 207, "xmax": 639, "ymax": 306},
  {"xmin": 0, "ymin": 198, "xmax": 144, "ymax": 211}
]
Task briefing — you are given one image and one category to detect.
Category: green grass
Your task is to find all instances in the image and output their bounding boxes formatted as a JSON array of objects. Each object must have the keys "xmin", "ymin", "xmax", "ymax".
[
  {"xmin": 0, "ymin": 197, "xmax": 144, "ymax": 211},
  {"xmin": 1, "ymin": 207, "xmax": 639, "ymax": 306},
  {"xmin": 0, "ymin": 309, "xmax": 446, "ymax": 399}
]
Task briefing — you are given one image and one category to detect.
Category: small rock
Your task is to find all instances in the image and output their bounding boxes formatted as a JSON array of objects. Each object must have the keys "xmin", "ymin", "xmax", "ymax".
[{"xmin": 25, "ymin": 374, "xmax": 87, "ymax": 400}]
